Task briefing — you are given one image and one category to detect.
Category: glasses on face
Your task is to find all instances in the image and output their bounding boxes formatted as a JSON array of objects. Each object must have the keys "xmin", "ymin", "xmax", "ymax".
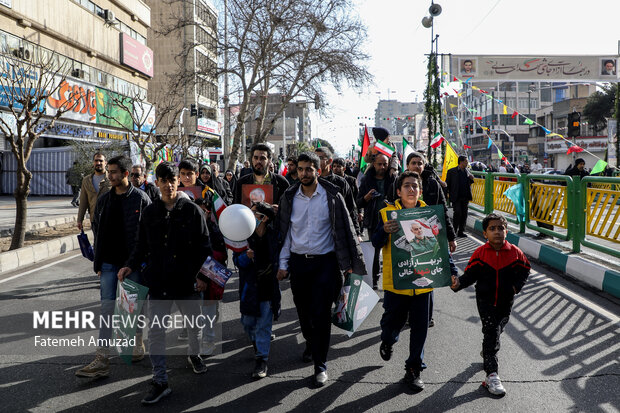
[
  {"xmin": 401, "ymin": 184, "xmax": 419, "ymax": 191},
  {"xmin": 130, "ymin": 173, "xmax": 141, "ymax": 178}
]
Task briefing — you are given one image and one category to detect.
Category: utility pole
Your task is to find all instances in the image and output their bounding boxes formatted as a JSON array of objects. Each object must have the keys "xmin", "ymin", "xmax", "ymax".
[{"xmin": 223, "ymin": 0, "xmax": 229, "ymax": 166}]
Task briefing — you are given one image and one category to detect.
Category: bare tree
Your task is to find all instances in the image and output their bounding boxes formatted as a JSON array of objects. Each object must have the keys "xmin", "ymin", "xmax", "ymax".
[
  {"xmin": 0, "ymin": 50, "xmax": 76, "ymax": 250},
  {"xmin": 94, "ymin": 88, "xmax": 187, "ymax": 173},
  {"xmin": 157, "ymin": 0, "xmax": 372, "ymax": 170}
]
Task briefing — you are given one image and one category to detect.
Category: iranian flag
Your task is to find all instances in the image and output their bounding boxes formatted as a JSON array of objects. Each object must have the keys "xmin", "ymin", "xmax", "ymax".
[
  {"xmin": 278, "ymin": 159, "xmax": 287, "ymax": 176},
  {"xmin": 430, "ymin": 133, "xmax": 445, "ymax": 148},
  {"xmin": 402, "ymin": 137, "xmax": 414, "ymax": 172},
  {"xmin": 212, "ymin": 191, "xmax": 227, "ymax": 220},
  {"xmin": 375, "ymin": 140, "xmax": 395, "ymax": 157}
]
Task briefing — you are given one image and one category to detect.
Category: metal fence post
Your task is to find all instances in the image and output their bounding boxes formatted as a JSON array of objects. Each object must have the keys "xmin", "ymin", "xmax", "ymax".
[
  {"xmin": 570, "ymin": 176, "xmax": 584, "ymax": 253},
  {"xmin": 484, "ymin": 172, "xmax": 494, "ymax": 214},
  {"xmin": 518, "ymin": 174, "xmax": 527, "ymax": 233}
]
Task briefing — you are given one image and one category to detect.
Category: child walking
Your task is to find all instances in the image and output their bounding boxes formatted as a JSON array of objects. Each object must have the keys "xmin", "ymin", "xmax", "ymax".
[
  {"xmin": 233, "ymin": 202, "xmax": 281, "ymax": 379},
  {"xmin": 451, "ymin": 213, "xmax": 530, "ymax": 396}
]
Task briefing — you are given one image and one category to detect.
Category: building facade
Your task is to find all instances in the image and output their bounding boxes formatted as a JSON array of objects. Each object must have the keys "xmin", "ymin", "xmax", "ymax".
[
  {"xmin": 147, "ymin": 0, "xmax": 220, "ymax": 160},
  {"xmin": 0, "ymin": 0, "xmax": 152, "ymax": 194},
  {"xmin": 374, "ymin": 100, "xmax": 425, "ymax": 135}
]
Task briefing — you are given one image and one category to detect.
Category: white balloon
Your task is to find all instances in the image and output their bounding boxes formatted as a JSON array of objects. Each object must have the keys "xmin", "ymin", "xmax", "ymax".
[{"xmin": 218, "ymin": 204, "xmax": 256, "ymax": 241}]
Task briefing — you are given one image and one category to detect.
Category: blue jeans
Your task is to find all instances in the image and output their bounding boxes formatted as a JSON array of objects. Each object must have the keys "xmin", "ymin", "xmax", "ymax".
[
  {"xmin": 148, "ymin": 298, "xmax": 201, "ymax": 385},
  {"xmin": 241, "ymin": 301, "xmax": 273, "ymax": 361},
  {"xmin": 201, "ymin": 302, "xmax": 218, "ymax": 344},
  {"xmin": 99, "ymin": 262, "xmax": 141, "ymax": 342},
  {"xmin": 380, "ymin": 290, "xmax": 430, "ymax": 372}
]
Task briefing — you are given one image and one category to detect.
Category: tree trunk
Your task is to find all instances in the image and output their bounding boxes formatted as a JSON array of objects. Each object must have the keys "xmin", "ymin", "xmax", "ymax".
[{"xmin": 10, "ymin": 168, "xmax": 31, "ymax": 250}]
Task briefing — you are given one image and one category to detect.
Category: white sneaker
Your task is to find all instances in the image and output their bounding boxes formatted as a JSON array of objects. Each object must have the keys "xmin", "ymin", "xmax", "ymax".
[{"xmin": 484, "ymin": 372, "xmax": 506, "ymax": 396}]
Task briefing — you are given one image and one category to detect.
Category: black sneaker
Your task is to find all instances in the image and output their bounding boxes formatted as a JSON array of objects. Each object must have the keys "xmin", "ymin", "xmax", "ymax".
[
  {"xmin": 403, "ymin": 367, "xmax": 424, "ymax": 391},
  {"xmin": 252, "ymin": 358, "xmax": 268, "ymax": 379},
  {"xmin": 187, "ymin": 355, "xmax": 207, "ymax": 374},
  {"xmin": 428, "ymin": 318, "xmax": 435, "ymax": 328},
  {"xmin": 457, "ymin": 232, "xmax": 468, "ymax": 238},
  {"xmin": 379, "ymin": 342, "xmax": 393, "ymax": 361},
  {"xmin": 141, "ymin": 381, "xmax": 171, "ymax": 405}
]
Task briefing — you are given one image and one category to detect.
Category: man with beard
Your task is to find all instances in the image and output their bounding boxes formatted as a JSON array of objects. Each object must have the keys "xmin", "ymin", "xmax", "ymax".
[
  {"xmin": 77, "ymin": 152, "xmax": 111, "ymax": 232},
  {"xmin": 357, "ymin": 153, "xmax": 396, "ymax": 289},
  {"xmin": 285, "ymin": 156, "xmax": 299, "ymax": 185},
  {"xmin": 315, "ymin": 147, "xmax": 361, "ymax": 237},
  {"xmin": 234, "ymin": 143, "xmax": 289, "ymax": 207},
  {"xmin": 277, "ymin": 152, "xmax": 365, "ymax": 387},
  {"xmin": 75, "ymin": 155, "xmax": 151, "ymax": 378}
]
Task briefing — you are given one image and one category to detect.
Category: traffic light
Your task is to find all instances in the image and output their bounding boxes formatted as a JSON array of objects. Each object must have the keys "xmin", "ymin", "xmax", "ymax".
[
  {"xmin": 190, "ymin": 104, "xmax": 197, "ymax": 117},
  {"xmin": 567, "ymin": 112, "xmax": 581, "ymax": 137},
  {"xmin": 198, "ymin": 108, "xmax": 204, "ymax": 118}
]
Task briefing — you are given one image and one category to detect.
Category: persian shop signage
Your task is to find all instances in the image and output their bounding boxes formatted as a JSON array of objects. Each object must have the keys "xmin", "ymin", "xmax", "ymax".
[
  {"xmin": 545, "ymin": 136, "xmax": 608, "ymax": 154},
  {"xmin": 197, "ymin": 117, "xmax": 220, "ymax": 135},
  {"xmin": 120, "ymin": 33, "xmax": 153, "ymax": 78}
]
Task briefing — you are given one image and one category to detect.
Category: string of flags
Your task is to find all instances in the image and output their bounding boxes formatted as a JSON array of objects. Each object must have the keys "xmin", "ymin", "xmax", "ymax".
[{"xmin": 442, "ymin": 72, "xmax": 619, "ymax": 172}]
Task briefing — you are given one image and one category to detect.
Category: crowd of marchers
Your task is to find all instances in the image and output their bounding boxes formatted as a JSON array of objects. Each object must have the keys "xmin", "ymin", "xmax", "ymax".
[{"xmin": 71, "ymin": 127, "xmax": 530, "ymax": 404}]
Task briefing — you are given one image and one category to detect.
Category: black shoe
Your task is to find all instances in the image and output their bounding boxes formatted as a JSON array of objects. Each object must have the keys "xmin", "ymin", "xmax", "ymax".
[
  {"xmin": 534, "ymin": 233, "xmax": 548, "ymax": 239},
  {"xmin": 372, "ymin": 283, "xmax": 378, "ymax": 290},
  {"xmin": 379, "ymin": 342, "xmax": 393, "ymax": 361},
  {"xmin": 187, "ymin": 355, "xmax": 207, "ymax": 374},
  {"xmin": 252, "ymin": 358, "xmax": 268, "ymax": 379},
  {"xmin": 302, "ymin": 345, "xmax": 312, "ymax": 363},
  {"xmin": 141, "ymin": 381, "xmax": 171, "ymax": 405},
  {"xmin": 314, "ymin": 370, "xmax": 328, "ymax": 387},
  {"xmin": 457, "ymin": 232, "xmax": 468, "ymax": 238},
  {"xmin": 270, "ymin": 333, "xmax": 276, "ymax": 341},
  {"xmin": 428, "ymin": 318, "xmax": 435, "ymax": 328},
  {"xmin": 403, "ymin": 368, "xmax": 424, "ymax": 391}
]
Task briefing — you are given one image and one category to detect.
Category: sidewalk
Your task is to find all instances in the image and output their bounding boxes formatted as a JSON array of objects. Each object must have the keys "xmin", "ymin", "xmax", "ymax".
[
  {"xmin": 0, "ymin": 195, "xmax": 88, "ymax": 273},
  {"xmin": 463, "ymin": 209, "xmax": 620, "ymax": 301},
  {"xmin": 0, "ymin": 195, "xmax": 79, "ymax": 236}
]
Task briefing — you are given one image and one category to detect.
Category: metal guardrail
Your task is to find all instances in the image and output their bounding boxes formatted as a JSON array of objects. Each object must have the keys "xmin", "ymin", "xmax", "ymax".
[{"xmin": 466, "ymin": 171, "xmax": 620, "ymax": 258}]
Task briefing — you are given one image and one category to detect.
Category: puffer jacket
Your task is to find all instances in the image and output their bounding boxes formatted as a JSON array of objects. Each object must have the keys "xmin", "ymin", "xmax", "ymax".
[
  {"xmin": 277, "ymin": 178, "xmax": 366, "ymax": 275},
  {"xmin": 454, "ymin": 241, "xmax": 530, "ymax": 306}
]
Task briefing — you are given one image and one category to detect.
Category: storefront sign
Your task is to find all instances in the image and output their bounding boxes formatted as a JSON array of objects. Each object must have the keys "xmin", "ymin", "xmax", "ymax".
[
  {"xmin": 197, "ymin": 117, "xmax": 220, "ymax": 135},
  {"xmin": 119, "ymin": 33, "xmax": 154, "ymax": 78},
  {"xmin": 46, "ymin": 78, "xmax": 97, "ymax": 123},
  {"xmin": 546, "ymin": 136, "xmax": 607, "ymax": 154}
]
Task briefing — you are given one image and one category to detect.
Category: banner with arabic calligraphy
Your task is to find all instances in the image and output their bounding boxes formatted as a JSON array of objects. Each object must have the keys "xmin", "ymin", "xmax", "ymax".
[
  {"xmin": 447, "ymin": 55, "xmax": 619, "ymax": 82},
  {"xmin": 389, "ymin": 205, "xmax": 452, "ymax": 290}
]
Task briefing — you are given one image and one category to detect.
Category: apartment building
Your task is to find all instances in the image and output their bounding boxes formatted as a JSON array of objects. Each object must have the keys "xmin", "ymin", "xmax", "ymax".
[
  {"xmin": 0, "ymin": 0, "xmax": 152, "ymax": 194},
  {"xmin": 147, "ymin": 0, "xmax": 220, "ymax": 155}
]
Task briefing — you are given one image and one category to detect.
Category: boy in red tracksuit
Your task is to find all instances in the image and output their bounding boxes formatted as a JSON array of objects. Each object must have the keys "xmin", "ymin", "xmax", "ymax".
[{"xmin": 451, "ymin": 213, "xmax": 530, "ymax": 396}]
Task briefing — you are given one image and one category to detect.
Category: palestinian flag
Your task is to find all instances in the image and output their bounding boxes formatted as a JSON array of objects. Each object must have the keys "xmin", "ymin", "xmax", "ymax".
[
  {"xmin": 359, "ymin": 125, "xmax": 370, "ymax": 173},
  {"xmin": 375, "ymin": 140, "xmax": 395, "ymax": 157},
  {"xmin": 430, "ymin": 133, "xmax": 445, "ymax": 149}
]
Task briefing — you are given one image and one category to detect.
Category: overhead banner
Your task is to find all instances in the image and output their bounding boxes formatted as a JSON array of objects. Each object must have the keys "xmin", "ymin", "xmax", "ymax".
[{"xmin": 448, "ymin": 55, "xmax": 619, "ymax": 82}]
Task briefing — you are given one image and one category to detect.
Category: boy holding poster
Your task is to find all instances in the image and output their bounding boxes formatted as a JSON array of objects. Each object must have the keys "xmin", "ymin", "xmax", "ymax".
[
  {"xmin": 451, "ymin": 213, "xmax": 530, "ymax": 396},
  {"xmin": 371, "ymin": 171, "xmax": 433, "ymax": 391}
]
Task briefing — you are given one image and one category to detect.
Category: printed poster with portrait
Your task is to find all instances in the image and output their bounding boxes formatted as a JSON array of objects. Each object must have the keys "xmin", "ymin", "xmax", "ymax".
[
  {"xmin": 113, "ymin": 278, "xmax": 149, "ymax": 365},
  {"xmin": 389, "ymin": 205, "xmax": 452, "ymax": 290},
  {"xmin": 241, "ymin": 184, "xmax": 273, "ymax": 207}
]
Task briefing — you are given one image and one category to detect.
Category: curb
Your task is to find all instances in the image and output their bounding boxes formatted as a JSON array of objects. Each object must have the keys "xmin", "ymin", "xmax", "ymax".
[
  {"xmin": 465, "ymin": 215, "xmax": 620, "ymax": 300},
  {"xmin": 0, "ymin": 215, "xmax": 78, "ymax": 237},
  {"xmin": 0, "ymin": 229, "xmax": 92, "ymax": 273}
]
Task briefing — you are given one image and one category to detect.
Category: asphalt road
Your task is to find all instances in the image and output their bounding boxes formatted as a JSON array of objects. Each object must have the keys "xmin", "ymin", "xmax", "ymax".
[{"xmin": 0, "ymin": 233, "xmax": 619, "ymax": 413}]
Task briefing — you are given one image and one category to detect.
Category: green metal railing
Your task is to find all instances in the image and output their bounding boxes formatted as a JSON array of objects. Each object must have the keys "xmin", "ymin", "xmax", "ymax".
[{"xmin": 467, "ymin": 171, "xmax": 620, "ymax": 258}]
